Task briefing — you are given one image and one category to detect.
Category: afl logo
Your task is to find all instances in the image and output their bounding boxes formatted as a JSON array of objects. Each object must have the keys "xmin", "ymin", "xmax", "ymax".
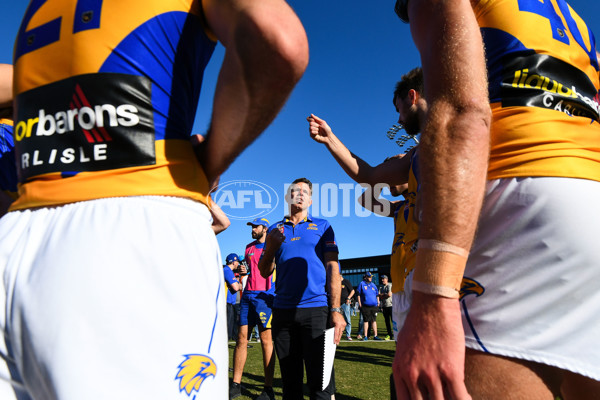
[{"xmin": 210, "ymin": 180, "xmax": 279, "ymax": 220}]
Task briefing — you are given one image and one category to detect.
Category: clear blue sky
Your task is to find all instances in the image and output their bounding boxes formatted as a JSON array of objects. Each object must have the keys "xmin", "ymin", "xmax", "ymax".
[{"xmin": 2, "ymin": 1, "xmax": 599, "ymax": 261}]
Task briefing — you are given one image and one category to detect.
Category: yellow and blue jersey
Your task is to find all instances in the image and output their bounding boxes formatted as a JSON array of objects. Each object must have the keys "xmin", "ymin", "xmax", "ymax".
[
  {"xmin": 474, "ymin": 0, "xmax": 600, "ymax": 181},
  {"xmin": 0, "ymin": 119, "xmax": 18, "ymax": 200},
  {"xmin": 390, "ymin": 149, "xmax": 420, "ymax": 291},
  {"xmin": 269, "ymin": 215, "xmax": 338, "ymax": 309},
  {"xmin": 12, "ymin": 0, "xmax": 217, "ymax": 210}
]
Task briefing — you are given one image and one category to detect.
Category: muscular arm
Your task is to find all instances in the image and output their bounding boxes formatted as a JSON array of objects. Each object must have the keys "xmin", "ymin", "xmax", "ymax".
[
  {"xmin": 227, "ymin": 280, "xmax": 241, "ymax": 294},
  {"xmin": 198, "ymin": 0, "xmax": 308, "ymax": 186},
  {"xmin": 358, "ymin": 187, "xmax": 404, "ymax": 217},
  {"xmin": 308, "ymin": 114, "xmax": 411, "ymax": 187},
  {"xmin": 0, "ymin": 64, "xmax": 12, "ymax": 109},
  {"xmin": 393, "ymin": 0, "xmax": 491, "ymax": 398},
  {"xmin": 258, "ymin": 228, "xmax": 283, "ymax": 278},
  {"xmin": 208, "ymin": 197, "xmax": 231, "ymax": 235},
  {"xmin": 324, "ymin": 252, "xmax": 345, "ymax": 344}
]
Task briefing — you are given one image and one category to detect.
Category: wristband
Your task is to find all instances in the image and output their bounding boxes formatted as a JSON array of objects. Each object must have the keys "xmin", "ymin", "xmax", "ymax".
[{"xmin": 412, "ymin": 240, "xmax": 469, "ymax": 299}]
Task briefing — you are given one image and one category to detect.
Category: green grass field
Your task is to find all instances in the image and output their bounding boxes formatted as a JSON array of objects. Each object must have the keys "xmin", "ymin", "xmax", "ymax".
[
  {"xmin": 228, "ymin": 313, "xmax": 396, "ymax": 400},
  {"xmin": 229, "ymin": 313, "xmax": 567, "ymax": 400}
]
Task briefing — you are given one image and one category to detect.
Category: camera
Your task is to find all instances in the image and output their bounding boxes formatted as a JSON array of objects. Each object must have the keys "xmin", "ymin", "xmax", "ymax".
[{"xmin": 234, "ymin": 259, "xmax": 249, "ymax": 276}]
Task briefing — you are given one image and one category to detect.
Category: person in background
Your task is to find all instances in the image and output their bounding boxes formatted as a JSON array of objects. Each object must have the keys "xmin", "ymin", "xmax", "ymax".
[
  {"xmin": 307, "ymin": 67, "xmax": 424, "ymax": 339},
  {"xmin": 259, "ymin": 178, "xmax": 345, "ymax": 400},
  {"xmin": 224, "ymin": 253, "xmax": 243, "ymax": 342},
  {"xmin": 339, "ymin": 274, "xmax": 355, "ymax": 341},
  {"xmin": 356, "ymin": 272, "xmax": 383, "ymax": 341},
  {"xmin": 378, "ymin": 275, "xmax": 393, "ymax": 340},
  {"xmin": 231, "ymin": 218, "xmax": 276, "ymax": 400}
]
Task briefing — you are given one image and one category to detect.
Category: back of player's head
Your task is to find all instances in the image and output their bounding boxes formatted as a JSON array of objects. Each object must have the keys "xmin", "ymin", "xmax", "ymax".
[{"xmin": 393, "ymin": 67, "xmax": 424, "ymax": 105}]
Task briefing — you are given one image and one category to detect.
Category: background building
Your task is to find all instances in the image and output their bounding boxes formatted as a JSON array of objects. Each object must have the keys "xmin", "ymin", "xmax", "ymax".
[{"xmin": 339, "ymin": 254, "xmax": 390, "ymax": 288}]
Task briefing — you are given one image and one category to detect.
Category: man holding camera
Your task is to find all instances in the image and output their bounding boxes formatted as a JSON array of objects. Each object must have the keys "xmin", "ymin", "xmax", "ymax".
[
  {"xmin": 230, "ymin": 218, "xmax": 276, "ymax": 400},
  {"xmin": 224, "ymin": 254, "xmax": 243, "ymax": 342}
]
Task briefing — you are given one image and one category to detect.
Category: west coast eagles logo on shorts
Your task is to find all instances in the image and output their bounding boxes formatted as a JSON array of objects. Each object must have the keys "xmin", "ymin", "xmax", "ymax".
[
  {"xmin": 459, "ymin": 277, "xmax": 485, "ymax": 301},
  {"xmin": 175, "ymin": 354, "xmax": 217, "ymax": 399}
]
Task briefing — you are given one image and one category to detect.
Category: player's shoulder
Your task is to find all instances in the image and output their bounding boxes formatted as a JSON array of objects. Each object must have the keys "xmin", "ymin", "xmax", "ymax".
[
  {"xmin": 307, "ymin": 216, "xmax": 333, "ymax": 230},
  {"xmin": 266, "ymin": 218, "xmax": 284, "ymax": 233},
  {"xmin": 308, "ymin": 215, "xmax": 329, "ymax": 224}
]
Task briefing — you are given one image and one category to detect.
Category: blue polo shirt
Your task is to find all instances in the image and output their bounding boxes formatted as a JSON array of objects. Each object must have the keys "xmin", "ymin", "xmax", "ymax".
[
  {"xmin": 223, "ymin": 266, "xmax": 239, "ymax": 305},
  {"xmin": 269, "ymin": 215, "xmax": 339, "ymax": 309},
  {"xmin": 357, "ymin": 280, "xmax": 379, "ymax": 307}
]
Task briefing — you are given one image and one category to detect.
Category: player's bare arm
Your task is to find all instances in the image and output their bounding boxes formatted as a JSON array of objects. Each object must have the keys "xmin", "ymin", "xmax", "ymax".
[
  {"xmin": 0, "ymin": 64, "xmax": 12, "ymax": 109},
  {"xmin": 307, "ymin": 113, "xmax": 411, "ymax": 187},
  {"xmin": 324, "ymin": 252, "xmax": 345, "ymax": 345},
  {"xmin": 208, "ymin": 197, "xmax": 231, "ymax": 235},
  {"xmin": 358, "ymin": 186, "xmax": 405, "ymax": 217},
  {"xmin": 393, "ymin": 0, "xmax": 491, "ymax": 399},
  {"xmin": 258, "ymin": 228, "xmax": 284, "ymax": 278},
  {"xmin": 197, "ymin": 0, "xmax": 309, "ymax": 187},
  {"xmin": 227, "ymin": 279, "xmax": 241, "ymax": 294}
]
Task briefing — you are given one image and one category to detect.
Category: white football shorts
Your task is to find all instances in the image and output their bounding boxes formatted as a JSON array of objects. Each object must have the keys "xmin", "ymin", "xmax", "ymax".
[
  {"xmin": 391, "ymin": 271, "xmax": 413, "ymax": 341},
  {"xmin": 462, "ymin": 177, "xmax": 600, "ymax": 381},
  {"xmin": 0, "ymin": 196, "xmax": 227, "ymax": 400}
]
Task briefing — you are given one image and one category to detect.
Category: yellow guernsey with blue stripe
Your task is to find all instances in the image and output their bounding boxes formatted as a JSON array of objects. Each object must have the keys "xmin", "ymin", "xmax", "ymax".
[
  {"xmin": 474, "ymin": 0, "xmax": 600, "ymax": 181},
  {"xmin": 12, "ymin": 0, "xmax": 216, "ymax": 210},
  {"xmin": 390, "ymin": 149, "xmax": 420, "ymax": 291}
]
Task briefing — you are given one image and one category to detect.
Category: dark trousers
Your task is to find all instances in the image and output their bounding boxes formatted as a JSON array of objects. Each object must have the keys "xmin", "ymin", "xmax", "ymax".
[
  {"xmin": 272, "ymin": 307, "xmax": 335, "ymax": 400},
  {"xmin": 226, "ymin": 303, "xmax": 237, "ymax": 340},
  {"xmin": 382, "ymin": 306, "xmax": 393, "ymax": 337}
]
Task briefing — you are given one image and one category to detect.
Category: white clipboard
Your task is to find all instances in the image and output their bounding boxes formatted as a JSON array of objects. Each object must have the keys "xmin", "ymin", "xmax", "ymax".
[{"xmin": 322, "ymin": 327, "xmax": 337, "ymax": 390}]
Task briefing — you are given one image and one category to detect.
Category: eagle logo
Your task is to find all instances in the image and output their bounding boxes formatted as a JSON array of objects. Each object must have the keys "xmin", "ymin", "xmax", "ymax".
[
  {"xmin": 459, "ymin": 277, "xmax": 485, "ymax": 301},
  {"xmin": 175, "ymin": 354, "xmax": 217, "ymax": 397}
]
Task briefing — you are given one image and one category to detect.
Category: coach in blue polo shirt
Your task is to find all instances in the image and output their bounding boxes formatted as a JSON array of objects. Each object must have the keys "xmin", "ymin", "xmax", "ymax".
[{"xmin": 259, "ymin": 177, "xmax": 345, "ymax": 400}]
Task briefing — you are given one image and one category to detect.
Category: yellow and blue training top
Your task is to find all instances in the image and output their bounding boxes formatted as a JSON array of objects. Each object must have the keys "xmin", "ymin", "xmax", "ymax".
[
  {"xmin": 474, "ymin": 0, "xmax": 600, "ymax": 181},
  {"xmin": 12, "ymin": 0, "xmax": 216, "ymax": 210},
  {"xmin": 390, "ymin": 148, "xmax": 420, "ymax": 291}
]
